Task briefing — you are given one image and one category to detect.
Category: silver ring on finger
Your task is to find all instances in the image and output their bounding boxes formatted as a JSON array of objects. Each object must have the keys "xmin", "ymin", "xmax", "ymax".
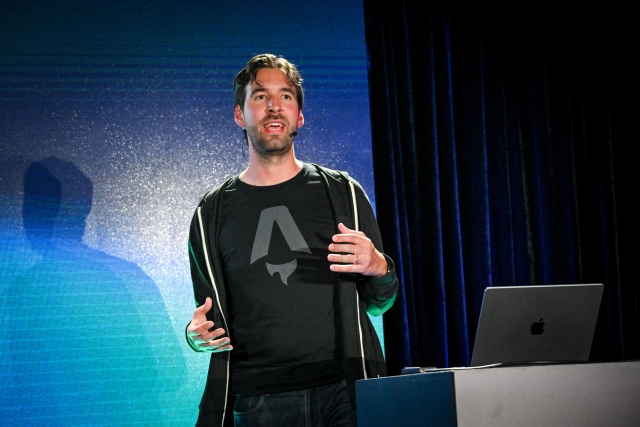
[{"xmin": 353, "ymin": 255, "xmax": 359, "ymax": 264}]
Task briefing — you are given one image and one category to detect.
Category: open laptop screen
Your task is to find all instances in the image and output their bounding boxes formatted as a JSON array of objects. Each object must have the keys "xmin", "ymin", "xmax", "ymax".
[{"xmin": 470, "ymin": 284, "xmax": 604, "ymax": 367}]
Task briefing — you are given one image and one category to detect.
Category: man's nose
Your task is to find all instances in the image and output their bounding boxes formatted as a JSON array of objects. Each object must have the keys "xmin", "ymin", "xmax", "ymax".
[{"xmin": 268, "ymin": 97, "xmax": 282, "ymax": 112}]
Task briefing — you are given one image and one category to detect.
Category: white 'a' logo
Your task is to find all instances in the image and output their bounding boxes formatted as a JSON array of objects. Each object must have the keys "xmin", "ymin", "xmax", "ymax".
[{"xmin": 250, "ymin": 206, "xmax": 310, "ymax": 285}]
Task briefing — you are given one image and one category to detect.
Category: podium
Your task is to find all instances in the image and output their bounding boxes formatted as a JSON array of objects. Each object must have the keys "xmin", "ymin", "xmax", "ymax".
[{"xmin": 355, "ymin": 361, "xmax": 640, "ymax": 426}]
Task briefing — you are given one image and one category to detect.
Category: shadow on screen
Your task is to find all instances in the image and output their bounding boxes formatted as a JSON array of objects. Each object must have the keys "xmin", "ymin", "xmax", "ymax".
[{"xmin": 1, "ymin": 156, "xmax": 184, "ymax": 426}]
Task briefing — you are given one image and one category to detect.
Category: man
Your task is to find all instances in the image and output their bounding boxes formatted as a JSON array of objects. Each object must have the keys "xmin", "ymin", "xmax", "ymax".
[{"xmin": 186, "ymin": 53, "xmax": 398, "ymax": 427}]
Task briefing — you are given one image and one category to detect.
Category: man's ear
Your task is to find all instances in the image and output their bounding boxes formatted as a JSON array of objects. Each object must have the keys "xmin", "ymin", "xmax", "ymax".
[
  {"xmin": 234, "ymin": 105, "xmax": 245, "ymax": 128},
  {"xmin": 297, "ymin": 110, "xmax": 304, "ymax": 128}
]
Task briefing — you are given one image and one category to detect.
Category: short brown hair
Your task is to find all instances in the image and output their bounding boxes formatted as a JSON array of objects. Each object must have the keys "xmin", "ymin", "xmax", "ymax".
[{"xmin": 233, "ymin": 53, "xmax": 304, "ymax": 111}]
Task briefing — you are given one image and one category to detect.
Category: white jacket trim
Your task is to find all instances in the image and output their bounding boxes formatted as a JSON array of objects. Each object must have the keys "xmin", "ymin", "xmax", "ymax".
[
  {"xmin": 197, "ymin": 206, "xmax": 231, "ymax": 425},
  {"xmin": 349, "ymin": 181, "xmax": 368, "ymax": 380}
]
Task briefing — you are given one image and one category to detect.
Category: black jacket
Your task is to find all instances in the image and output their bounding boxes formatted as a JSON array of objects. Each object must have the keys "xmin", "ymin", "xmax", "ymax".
[{"xmin": 187, "ymin": 164, "xmax": 398, "ymax": 427}]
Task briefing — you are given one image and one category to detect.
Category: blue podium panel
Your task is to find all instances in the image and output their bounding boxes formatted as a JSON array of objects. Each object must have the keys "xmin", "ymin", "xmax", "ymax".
[
  {"xmin": 356, "ymin": 372, "xmax": 457, "ymax": 427},
  {"xmin": 356, "ymin": 361, "xmax": 640, "ymax": 427}
]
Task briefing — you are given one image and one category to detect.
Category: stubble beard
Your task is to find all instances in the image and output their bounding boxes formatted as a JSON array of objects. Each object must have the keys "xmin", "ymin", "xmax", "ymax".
[{"xmin": 246, "ymin": 116, "xmax": 295, "ymax": 161}]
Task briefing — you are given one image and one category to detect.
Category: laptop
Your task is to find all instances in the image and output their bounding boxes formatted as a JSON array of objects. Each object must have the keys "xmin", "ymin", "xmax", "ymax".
[{"xmin": 469, "ymin": 283, "xmax": 604, "ymax": 367}]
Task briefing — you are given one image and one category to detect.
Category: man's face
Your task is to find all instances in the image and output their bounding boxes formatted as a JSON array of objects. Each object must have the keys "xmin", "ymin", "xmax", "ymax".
[{"xmin": 234, "ymin": 68, "xmax": 304, "ymax": 158}]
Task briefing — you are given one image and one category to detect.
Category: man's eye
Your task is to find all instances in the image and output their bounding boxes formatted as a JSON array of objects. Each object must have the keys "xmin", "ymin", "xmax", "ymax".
[
  {"xmin": 282, "ymin": 94, "xmax": 292, "ymax": 100},
  {"xmin": 254, "ymin": 94, "xmax": 266, "ymax": 100}
]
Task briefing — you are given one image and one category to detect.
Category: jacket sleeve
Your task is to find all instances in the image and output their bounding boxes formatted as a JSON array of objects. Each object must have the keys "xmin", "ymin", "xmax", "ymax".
[
  {"xmin": 189, "ymin": 203, "xmax": 215, "ymax": 306},
  {"xmin": 185, "ymin": 203, "xmax": 213, "ymax": 351},
  {"xmin": 351, "ymin": 179, "xmax": 399, "ymax": 316}
]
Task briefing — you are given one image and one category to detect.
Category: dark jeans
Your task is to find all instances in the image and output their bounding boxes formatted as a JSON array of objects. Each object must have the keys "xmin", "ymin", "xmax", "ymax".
[{"xmin": 233, "ymin": 379, "xmax": 357, "ymax": 427}]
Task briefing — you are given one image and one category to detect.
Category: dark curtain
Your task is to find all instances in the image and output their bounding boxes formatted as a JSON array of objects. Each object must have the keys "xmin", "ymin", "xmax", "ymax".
[{"xmin": 364, "ymin": 0, "xmax": 640, "ymax": 374}]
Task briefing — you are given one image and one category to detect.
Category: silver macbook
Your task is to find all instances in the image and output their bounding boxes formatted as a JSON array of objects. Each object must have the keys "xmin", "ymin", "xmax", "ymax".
[{"xmin": 470, "ymin": 284, "xmax": 604, "ymax": 367}]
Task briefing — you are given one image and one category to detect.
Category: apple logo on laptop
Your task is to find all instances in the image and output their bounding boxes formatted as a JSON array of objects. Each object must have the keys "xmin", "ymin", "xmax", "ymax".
[{"xmin": 531, "ymin": 318, "xmax": 545, "ymax": 335}]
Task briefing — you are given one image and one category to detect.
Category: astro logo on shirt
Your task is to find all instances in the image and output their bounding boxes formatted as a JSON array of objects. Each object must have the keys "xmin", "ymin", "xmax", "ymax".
[{"xmin": 250, "ymin": 206, "xmax": 311, "ymax": 285}]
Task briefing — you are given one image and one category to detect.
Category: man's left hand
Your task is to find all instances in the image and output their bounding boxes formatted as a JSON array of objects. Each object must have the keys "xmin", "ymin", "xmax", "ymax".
[{"xmin": 328, "ymin": 223, "xmax": 388, "ymax": 277}]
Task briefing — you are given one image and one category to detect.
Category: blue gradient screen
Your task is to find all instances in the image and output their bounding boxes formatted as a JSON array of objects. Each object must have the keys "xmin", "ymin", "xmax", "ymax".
[{"xmin": 0, "ymin": 1, "xmax": 378, "ymax": 425}]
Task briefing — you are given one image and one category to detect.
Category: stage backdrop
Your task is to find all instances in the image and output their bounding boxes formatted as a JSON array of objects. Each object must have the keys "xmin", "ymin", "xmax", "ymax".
[{"xmin": 0, "ymin": 1, "xmax": 378, "ymax": 425}]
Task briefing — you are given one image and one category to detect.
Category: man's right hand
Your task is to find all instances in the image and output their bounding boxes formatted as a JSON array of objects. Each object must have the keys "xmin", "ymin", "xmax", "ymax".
[{"xmin": 186, "ymin": 297, "xmax": 232, "ymax": 353}]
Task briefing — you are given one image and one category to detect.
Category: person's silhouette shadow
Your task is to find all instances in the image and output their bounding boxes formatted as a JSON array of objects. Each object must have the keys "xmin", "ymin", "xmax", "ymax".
[{"xmin": 3, "ymin": 156, "xmax": 183, "ymax": 426}]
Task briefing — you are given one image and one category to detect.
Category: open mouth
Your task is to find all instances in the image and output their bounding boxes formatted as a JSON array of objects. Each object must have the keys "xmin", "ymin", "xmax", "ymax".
[{"xmin": 264, "ymin": 122, "xmax": 285, "ymax": 132}]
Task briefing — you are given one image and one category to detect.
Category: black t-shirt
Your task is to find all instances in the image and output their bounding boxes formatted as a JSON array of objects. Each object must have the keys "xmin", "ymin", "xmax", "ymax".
[{"xmin": 218, "ymin": 163, "xmax": 343, "ymax": 396}]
